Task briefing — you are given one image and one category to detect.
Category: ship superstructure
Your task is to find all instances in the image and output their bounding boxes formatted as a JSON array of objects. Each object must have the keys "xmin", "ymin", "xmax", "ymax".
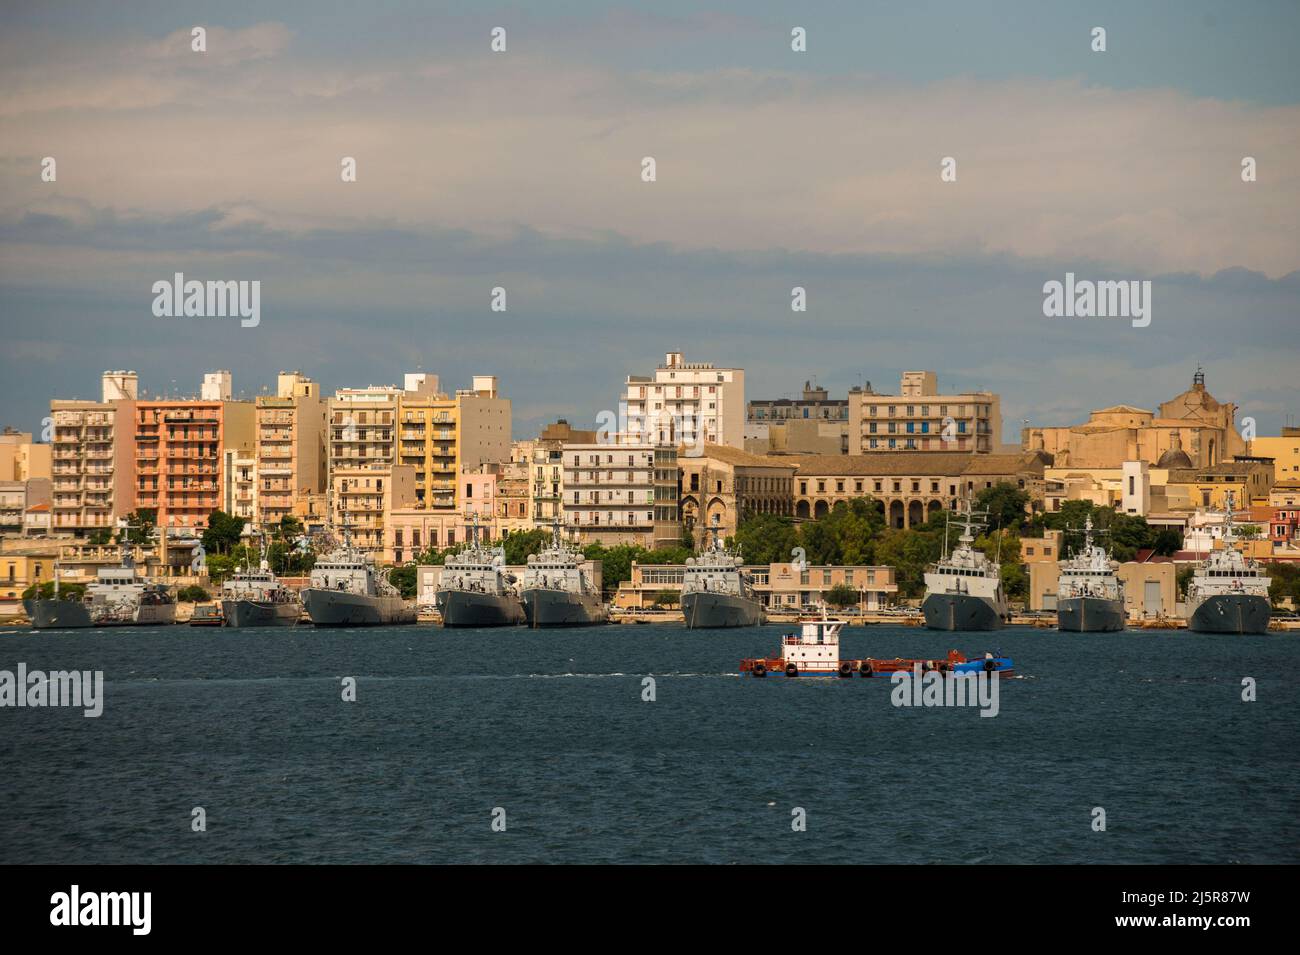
[
  {"xmin": 520, "ymin": 520, "xmax": 607, "ymax": 627},
  {"xmin": 435, "ymin": 515, "xmax": 526, "ymax": 627}
]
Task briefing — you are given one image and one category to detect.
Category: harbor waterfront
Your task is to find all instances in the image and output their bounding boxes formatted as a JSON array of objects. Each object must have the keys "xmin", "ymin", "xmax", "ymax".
[{"xmin": 0, "ymin": 623, "xmax": 1295, "ymax": 865}]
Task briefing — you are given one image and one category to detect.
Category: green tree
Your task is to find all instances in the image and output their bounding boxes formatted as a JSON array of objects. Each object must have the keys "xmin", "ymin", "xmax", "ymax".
[
  {"xmin": 177, "ymin": 585, "xmax": 211, "ymax": 602},
  {"xmin": 1152, "ymin": 528, "xmax": 1183, "ymax": 556},
  {"xmin": 824, "ymin": 583, "xmax": 859, "ymax": 608},
  {"xmin": 733, "ymin": 513, "xmax": 799, "ymax": 566},
  {"xmin": 202, "ymin": 510, "xmax": 246, "ymax": 556},
  {"xmin": 1176, "ymin": 566, "xmax": 1196, "ymax": 599},
  {"xmin": 651, "ymin": 589, "xmax": 679, "ymax": 608},
  {"xmin": 117, "ymin": 509, "xmax": 156, "ymax": 545},
  {"xmin": 388, "ymin": 564, "xmax": 417, "ymax": 599},
  {"xmin": 502, "ymin": 528, "xmax": 552, "ymax": 565},
  {"xmin": 873, "ymin": 527, "xmax": 943, "ymax": 598},
  {"xmin": 975, "ymin": 482, "xmax": 1031, "ymax": 533}
]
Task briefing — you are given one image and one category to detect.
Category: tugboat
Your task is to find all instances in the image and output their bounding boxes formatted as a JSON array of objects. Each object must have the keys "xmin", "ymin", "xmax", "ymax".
[
  {"xmin": 301, "ymin": 518, "xmax": 416, "ymax": 627},
  {"xmin": 922, "ymin": 502, "xmax": 1008, "ymax": 631},
  {"xmin": 740, "ymin": 607, "xmax": 1013, "ymax": 677},
  {"xmin": 435, "ymin": 515, "xmax": 526, "ymax": 627},
  {"xmin": 1186, "ymin": 492, "xmax": 1271, "ymax": 634},
  {"xmin": 520, "ymin": 519, "xmax": 607, "ymax": 627},
  {"xmin": 682, "ymin": 515, "xmax": 765, "ymax": 628},
  {"xmin": 25, "ymin": 528, "xmax": 176, "ymax": 629},
  {"xmin": 1056, "ymin": 516, "xmax": 1126, "ymax": 632},
  {"xmin": 220, "ymin": 533, "xmax": 302, "ymax": 628}
]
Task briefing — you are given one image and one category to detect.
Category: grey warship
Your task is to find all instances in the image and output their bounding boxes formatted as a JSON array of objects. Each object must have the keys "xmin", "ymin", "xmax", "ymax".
[
  {"xmin": 1056, "ymin": 516, "xmax": 1126, "ymax": 632},
  {"xmin": 682, "ymin": 517, "xmax": 765, "ymax": 629},
  {"xmin": 220, "ymin": 535, "xmax": 302, "ymax": 627},
  {"xmin": 520, "ymin": 520, "xmax": 607, "ymax": 627},
  {"xmin": 1186, "ymin": 492, "xmax": 1271, "ymax": 634},
  {"xmin": 301, "ymin": 523, "xmax": 416, "ymax": 627},
  {"xmin": 922, "ymin": 503, "xmax": 1008, "ymax": 631},
  {"xmin": 436, "ymin": 517, "xmax": 526, "ymax": 627},
  {"xmin": 26, "ymin": 534, "xmax": 175, "ymax": 629}
]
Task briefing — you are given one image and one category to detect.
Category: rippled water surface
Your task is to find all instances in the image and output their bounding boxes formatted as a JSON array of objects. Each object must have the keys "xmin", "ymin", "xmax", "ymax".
[{"xmin": 1, "ymin": 623, "xmax": 1296, "ymax": 863}]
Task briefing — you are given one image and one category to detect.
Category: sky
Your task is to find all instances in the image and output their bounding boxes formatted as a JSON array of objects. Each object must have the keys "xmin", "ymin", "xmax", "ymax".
[{"xmin": 1, "ymin": 0, "xmax": 1298, "ymax": 442}]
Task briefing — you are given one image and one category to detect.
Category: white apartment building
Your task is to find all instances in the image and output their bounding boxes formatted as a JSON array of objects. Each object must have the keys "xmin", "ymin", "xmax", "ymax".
[
  {"xmin": 562, "ymin": 438, "xmax": 679, "ymax": 549},
  {"xmin": 621, "ymin": 352, "xmax": 745, "ymax": 450}
]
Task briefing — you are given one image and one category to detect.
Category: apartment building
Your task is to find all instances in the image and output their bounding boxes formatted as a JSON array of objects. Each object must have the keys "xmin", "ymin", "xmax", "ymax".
[
  {"xmin": 745, "ymin": 380, "xmax": 850, "ymax": 454},
  {"xmin": 848, "ymin": 371, "xmax": 1001, "ymax": 454},
  {"xmin": 255, "ymin": 372, "xmax": 326, "ymax": 530},
  {"xmin": 222, "ymin": 448, "xmax": 257, "ymax": 522},
  {"xmin": 332, "ymin": 463, "xmax": 417, "ymax": 555},
  {"xmin": 622, "ymin": 352, "xmax": 745, "ymax": 450},
  {"xmin": 49, "ymin": 375, "xmax": 139, "ymax": 536},
  {"xmin": 395, "ymin": 374, "xmax": 511, "ymax": 510},
  {"xmin": 563, "ymin": 438, "xmax": 679, "ymax": 549},
  {"xmin": 0, "ymin": 480, "xmax": 51, "ymax": 537},
  {"xmin": 134, "ymin": 398, "xmax": 255, "ymax": 531}
]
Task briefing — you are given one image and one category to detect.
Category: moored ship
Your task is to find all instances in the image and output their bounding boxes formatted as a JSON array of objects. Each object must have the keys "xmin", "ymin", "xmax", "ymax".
[
  {"xmin": 682, "ymin": 516, "xmax": 765, "ymax": 629},
  {"xmin": 520, "ymin": 521, "xmax": 607, "ymax": 627},
  {"xmin": 220, "ymin": 563, "xmax": 302, "ymax": 628},
  {"xmin": 1186, "ymin": 493, "xmax": 1271, "ymax": 634},
  {"xmin": 922, "ymin": 503, "xmax": 1008, "ymax": 631},
  {"xmin": 26, "ymin": 545, "xmax": 176, "ymax": 630},
  {"xmin": 301, "ymin": 524, "xmax": 416, "ymax": 627},
  {"xmin": 1056, "ymin": 516, "xmax": 1126, "ymax": 632},
  {"xmin": 435, "ymin": 518, "xmax": 526, "ymax": 627}
]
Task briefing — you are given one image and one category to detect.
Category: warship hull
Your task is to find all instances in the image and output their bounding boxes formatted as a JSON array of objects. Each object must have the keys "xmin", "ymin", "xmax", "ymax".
[
  {"xmin": 221, "ymin": 599, "xmax": 302, "ymax": 628},
  {"xmin": 1057, "ymin": 596, "xmax": 1126, "ymax": 633},
  {"xmin": 1188, "ymin": 594, "xmax": 1271, "ymax": 634},
  {"xmin": 24, "ymin": 599, "xmax": 175, "ymax": 629},
  {"xmin": 437, "ymin": 589, "xmax": 526, "ymax": 627},
  {"xmin": 521, "ymin": 589, "xmax": 607, "ymax": 627},
  {"xmin": 302, "ymin": 589, "xmax": 417, "ymax": 627},
  {"xmin": 922, "ymin": 593, "xmax": 1002, "ymax": 631},
  {"xmin": 682, "ymin": 592, "xmax": 765, "ymax": 629}
]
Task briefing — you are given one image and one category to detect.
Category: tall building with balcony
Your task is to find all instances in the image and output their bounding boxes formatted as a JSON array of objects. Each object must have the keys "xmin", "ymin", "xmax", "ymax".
[
  {"xmin": 134, "ymin": 398, "xmax": 254, "ymax": 532},
  {"xmin": 328, "ymin": 383, "xmax": 403, "ymax": 554},
  {"xmin": 848, "ymin": 371, "xmax": 1001, "ymax": 453},
  {"xmin": 48, "ymin": 392, "xmax": 137, "ymax": 537},
  {"xmin": 255, "ymin": 372, "xmax": 326, "ymax": 531},
  {"xmin": 562, "ymin": 437, "xmax": 679, "ymax": 549},
  {"xmin": 622, "ymin": 352, "xmax": 745, "ymax": 449},
  {"xmin": 395, "ymin": 374, "xmax": 511, "ymax": 510}
]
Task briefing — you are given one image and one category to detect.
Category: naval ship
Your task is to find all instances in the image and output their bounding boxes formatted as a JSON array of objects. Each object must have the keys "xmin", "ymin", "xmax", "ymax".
[
  {"xmin": 26, "ymin": 540, "xmax": 175, "ymax": 629},
  {"xmin": 220, "ymin": 537, "xmax": 302, "ymax": 627},
  {"xmin": 682, "ymin": 517, "xmax": 765, "ymax": 628},
  {"xmin": 922, "ymin": 503, "xmax": 1008, "ymax": 631},
  {"xmin": 520, "ymin": 520, "xmax": 608, "ymax": 627},
  {"xmin": 1186, "ymin": 493, "xmax": 1271, "ymax": 634},
  {"xmin": 1056, "ymin": 516, "xmax": 1126, "ymax": 632},
  {"xmin": 300, "ymin": 522, "xmax": 416, "ymax": 627},
  {"xmin": 435, "ymin": 517, "xmax": 526, "ymax": 627}
]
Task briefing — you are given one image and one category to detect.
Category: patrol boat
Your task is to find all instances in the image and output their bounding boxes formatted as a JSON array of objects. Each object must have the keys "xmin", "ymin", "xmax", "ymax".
[
  {"xmin": 520, "ymin": 520, "xmax": 607, "ymax": 627},
  {"xmin": 1186, "ymin": 493, "xmax": 1271, "ymax": 634},
  {"xmin": 26, "ymin": 541, "xmax": 175, "ymax": 629},
  {"xmin": 301, "ymin": 522, "xmax": 416, "ymax": 627},
  {"xmin": 922, "ymin": 503, "xmax": 1008, "ymax": 631},
  {"xmin": 682, "ymin": 516, "xmax": 765, "ymax": 629},
  {"xmin": 435, "ymin": 517, "xmax": 526, "ymax": 627},
  {"xmin": 1056, "ymin": 516, "xmax": 1126, "ymax": 632},
  {"xmin": 220, "ymin": 537, "xmax": 302, "ymax": 628}
]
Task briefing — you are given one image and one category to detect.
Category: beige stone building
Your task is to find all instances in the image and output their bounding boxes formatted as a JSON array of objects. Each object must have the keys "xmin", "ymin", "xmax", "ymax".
[
  {"xmin": 745, "ymin": 381, "xmax": 850, "ymax": 454},
  {"xmin": 1251, "ymin": 427, "xmax": 1300, "ymax": 485},
  {"xmin": 528, "ymin": 420, "xmax": 598, "ymax": 528},
  {"xmin": 677, "ymin": 444, "xmax": 797, "ymax": 547},
  {"xmin": 793, "ymin": 451, "xmax": 1048, "ymax": 528},
  {"xmin": 848, "ymin": 371, "xmax": 1001, "ymax": 454},
  {"xmin": 0, "ymin": 428, "xmax": 51, "ymax": 482},
  {"xmin": 255, "ymin": 372, "xmax": 326, "ymax": 530},
  {"xmin": 1023, "ymin": 370, "xmax": 1246, "ymax": 469},
  {"xmin": 332, "ymin": 463, "xmax": 417, "ymax": 556}
]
